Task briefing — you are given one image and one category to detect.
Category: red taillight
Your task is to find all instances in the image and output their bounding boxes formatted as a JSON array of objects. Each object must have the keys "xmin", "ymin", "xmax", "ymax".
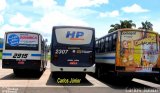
[
  {"xmin": 53, "ymin": 54, "xmax": 58, "ymax": 61},
  {"xmin": 69, "ymin": 61, "xmax": 77, "ymax": 65},
  {"xmin": 18, "ymin": 61, "xmax": 24, "ymax": 64},
  {"xmin": 4, "ymin": 62, "xmax": 9, "ymax": 65}
]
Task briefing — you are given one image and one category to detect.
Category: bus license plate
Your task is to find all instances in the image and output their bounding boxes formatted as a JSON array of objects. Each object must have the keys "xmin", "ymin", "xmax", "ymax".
[
  {"xmin": 69, "ymin": 61, "xmax": 77, "ymax": 65},
  {"xmin": 18, "ymin": 61, "xmax": 24, "ymax": 64}
]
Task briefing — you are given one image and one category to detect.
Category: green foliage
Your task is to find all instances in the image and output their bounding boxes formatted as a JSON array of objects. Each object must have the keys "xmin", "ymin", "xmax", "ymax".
[
  {"xmin": 108, "ymin": 20, "xmax": 136, "ymax": 33},
  {"xmin": 138, "ymin": 20, "xmax": 153, "ymax": 31},
  {"xmin": 47, "ymin": 54, "xmax": 50, "ymax": 61},
  {"xmin": 0, "ymin": 52, "xmax": 2, "ymax": 60}
]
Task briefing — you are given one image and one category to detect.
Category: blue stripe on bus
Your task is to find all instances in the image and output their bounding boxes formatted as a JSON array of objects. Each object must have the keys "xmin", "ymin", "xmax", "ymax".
[
  {"xmin": 0, "ymin": 44, "xmax": 3, "ymax": 48},
  {"xmin": 96, "ymin": 56, "xmax": 115, "ymax": 59},
  {"xmin": 3, "ymin": 53, "xmax": 12, "ymax": 56},
  {"xmin": 31, "ymin": 54, "xmax": 41, "ymax": 56}
]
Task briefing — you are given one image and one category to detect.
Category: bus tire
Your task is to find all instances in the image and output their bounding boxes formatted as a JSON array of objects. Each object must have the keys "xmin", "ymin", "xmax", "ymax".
[
  {"xmin": 35, "ymin": 68, "xmax": 43, "ymax": 76},
  {"xmin": 13, "ymin": 69, "xmax": 20, "ymax": 76},
  {"xmin": 113, "ymin": 76, "xmax": 133, "ymax": 83},
  {"xmin": 42, "ymin": 62, "xmax": 46, "ymax": 71},
  {"xmin": 79, "ymin": 73, "xmax": 86, "ymax": 80},
  {"xmin": 155, "ymin": 76, "xmax": 160, "ymax": 83},
  {"xmin": 122, "ymin": 77, "xmax": 133, "ymax": 83},
  {"xmin": 51, "ymin": 72, "xmax": 59, "ymax": 80},
  {"xmin": 96, "ymin": 67, "xmax": 102, "ymax": 79}
]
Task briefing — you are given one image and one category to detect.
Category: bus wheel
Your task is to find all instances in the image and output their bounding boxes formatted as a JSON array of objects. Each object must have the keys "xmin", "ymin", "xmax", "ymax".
[
  {"xmin": 79, "ymin": 73, "xmax": 86, "ymax": 80},
  {"xmin": 155, "ymin": 76, "xmax": 160, "ymax": 83},
  {"xmin": 42, "ymin": 62, "xmax": 46, "ymax": 71},
  {"xmin": 114, "ymin": 76, "xmax": 133, "ymax": 84},
  {"xmin": 35, "ymin": 69, "xmax": 43, "ymax": 76},
  {"xmin": 13, "ymin": 69, "xmax": 20, "ymax": 76},
  {"xmin": 96, "ymin": 68, "xmax": 102, "ymax": 79},
  {"xmin": 51, "ymin": 72, "xmax": 59, "ymax": 80},
  {"xmin": 122, "ymin": 77, "xmax": 133, "ymax": 83}
]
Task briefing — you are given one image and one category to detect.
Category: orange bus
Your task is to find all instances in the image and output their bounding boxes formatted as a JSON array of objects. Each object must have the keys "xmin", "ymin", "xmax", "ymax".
[{"xmin": 95, "ymin": 29, "xmax": 160, "ymax": 82}]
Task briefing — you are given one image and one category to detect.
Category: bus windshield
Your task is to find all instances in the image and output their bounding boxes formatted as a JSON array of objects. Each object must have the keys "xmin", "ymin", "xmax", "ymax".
[
  {"xmin": 54, "ymin": 28, "xmax": 93, "ymax": 46},
  {"xmin": 5, "ymin": 32, "xmax": 39, "ymax": 50}
]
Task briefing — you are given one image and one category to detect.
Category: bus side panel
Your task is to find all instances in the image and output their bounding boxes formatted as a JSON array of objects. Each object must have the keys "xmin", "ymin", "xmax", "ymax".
[
  {"xmin": 116, "ymin": 30, "xmax": 160, "ymax": 74},
  {"xmin": 95, "ymin": 53, "xmax": 116, "ymax": 71},
  {"xmin": 115, "ymin": 31, "xmax": 121, "ymax": 68},
  {"xmin": 157, "ymin": 36, "xmax": 160, "ymax": 68}
]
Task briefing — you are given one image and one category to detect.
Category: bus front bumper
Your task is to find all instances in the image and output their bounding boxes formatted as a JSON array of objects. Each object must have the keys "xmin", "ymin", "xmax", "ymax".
[{"xmin": 50, "ymin": 63, "xmax": 95, "ymax": 73}]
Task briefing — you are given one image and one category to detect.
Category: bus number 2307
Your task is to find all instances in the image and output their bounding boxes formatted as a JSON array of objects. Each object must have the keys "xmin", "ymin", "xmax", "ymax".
[{"xmin": 55, "ymin": 49, "xmax": 68, "ymax": 54}]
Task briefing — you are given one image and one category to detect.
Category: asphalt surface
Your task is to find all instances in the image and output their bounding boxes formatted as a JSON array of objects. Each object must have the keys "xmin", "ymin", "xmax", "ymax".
[{"xmin": 0, "ymin": 60, "xmax": 160, "ymax": 93}]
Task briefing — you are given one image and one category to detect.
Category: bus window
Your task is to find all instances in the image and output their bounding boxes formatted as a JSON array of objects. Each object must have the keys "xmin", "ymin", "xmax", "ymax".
[
  {"xmin": 5, "ymin": 33, "xmax": 39, "ymax": 50},
  {"xmin": 108, "ymin": 35, "xmax": 112, "ymax": 51},
  {"xmin": 98, "ymin": 40, "xmax": 101, "ymax": 53},
  {"xmin": 41, "ymin": 39, "xmax": 45, "ymax": 53},
  {"xmin": 95, "ymin": 41, "xmax": 99, "ymax": 53},
  {"xmin": 100, "ymin": 38, "xmax": 105, "ymax": 53},
  {"xmin": 112, "ymin": 33, "xmax": 117, "ymax": 51},
  {"xmin": 102, "ymin": 38, "xmax": 105, "ymax": 52},
  {"xmin": 105, "ymin": 37, "xmax": 109, "ymax": 52}
]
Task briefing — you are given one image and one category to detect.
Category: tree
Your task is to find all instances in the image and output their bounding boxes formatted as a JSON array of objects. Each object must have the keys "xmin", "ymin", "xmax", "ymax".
[
  {"xmin": 108, "ymin": 20, "xmax": 136, "ymax": 33},
  {"xmin": 138, "ymin": 21, "xmax": 153, "ymax": 31},
  {"xmin": 120, "ymin": 20, "xmax": 136, "ymax": 28}
]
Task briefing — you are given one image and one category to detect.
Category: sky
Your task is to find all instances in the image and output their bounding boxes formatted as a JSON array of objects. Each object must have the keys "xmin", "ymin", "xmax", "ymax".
[{"xmin": 0, "ymin": 0, "xmax": 160, "ymax": 44}]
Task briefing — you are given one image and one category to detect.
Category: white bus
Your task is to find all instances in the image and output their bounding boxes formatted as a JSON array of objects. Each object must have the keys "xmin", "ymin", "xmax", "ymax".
[
  {"xmin": 51, "ymin": 26, "xmax": 95, "ymax": 79},
  {"xmin": 2, "ymin": 31, "xmax": 47, "ymax": 75},
  {"xmin": 0, "ymin": 38, "xmax": 3, "ymax": 51}
]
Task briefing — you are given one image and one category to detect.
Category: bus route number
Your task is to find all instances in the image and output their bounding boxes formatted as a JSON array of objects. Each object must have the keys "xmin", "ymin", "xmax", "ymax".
[
  {"xmin": 55, "ymin": 49, "xmax": 68, "ymax": 54},
  {"xmin": 13, "ymin": 53, "xmax": 28, "ymax": 58}
]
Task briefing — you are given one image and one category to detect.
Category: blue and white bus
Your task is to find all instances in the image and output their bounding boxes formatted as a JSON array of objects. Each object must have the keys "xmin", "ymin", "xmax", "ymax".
[
  {"xmin": 2, "ymin": 31, "xmax": 48, "ymax": 75},
  {"xmin": 51, "ymin": 26, "xmax": 95, "ymax": 78},
  {"xmin": 0, "ymin": 38, "xmax": 3, "ymax": 51}
]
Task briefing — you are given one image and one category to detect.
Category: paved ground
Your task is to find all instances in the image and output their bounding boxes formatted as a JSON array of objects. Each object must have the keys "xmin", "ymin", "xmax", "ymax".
[{"xmin": 0, "ymin": 60, "xmax": 160, "ymax": 93}]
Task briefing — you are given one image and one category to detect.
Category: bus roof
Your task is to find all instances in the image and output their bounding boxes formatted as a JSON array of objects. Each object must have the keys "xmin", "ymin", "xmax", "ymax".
[
  {"xmin": 117, "ymin": 28, "xmax": 157, "ymax": 33},
  {"xmin": 96, "ymin": 28, "xmax": 158, "ymax": 41},
  {"xmin": 109, "ymin": 28, "xmax": 158, "ymax": 34},
  {"xmin": 52, "ymin": 26, "xmax": 95, "ymax": 31},
  {"xmin": 5, "ymin": 31, "xmax": 41, "ymax": 35}
]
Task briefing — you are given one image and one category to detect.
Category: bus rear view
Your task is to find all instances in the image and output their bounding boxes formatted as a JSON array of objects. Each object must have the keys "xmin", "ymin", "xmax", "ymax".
[
  {"xmin": 51, "ymin": 26, "xmax": 95, "ymax": 78},
  {"xmin": 2, "ymin": 32, "xmax": 47, "ymax": 75}
]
